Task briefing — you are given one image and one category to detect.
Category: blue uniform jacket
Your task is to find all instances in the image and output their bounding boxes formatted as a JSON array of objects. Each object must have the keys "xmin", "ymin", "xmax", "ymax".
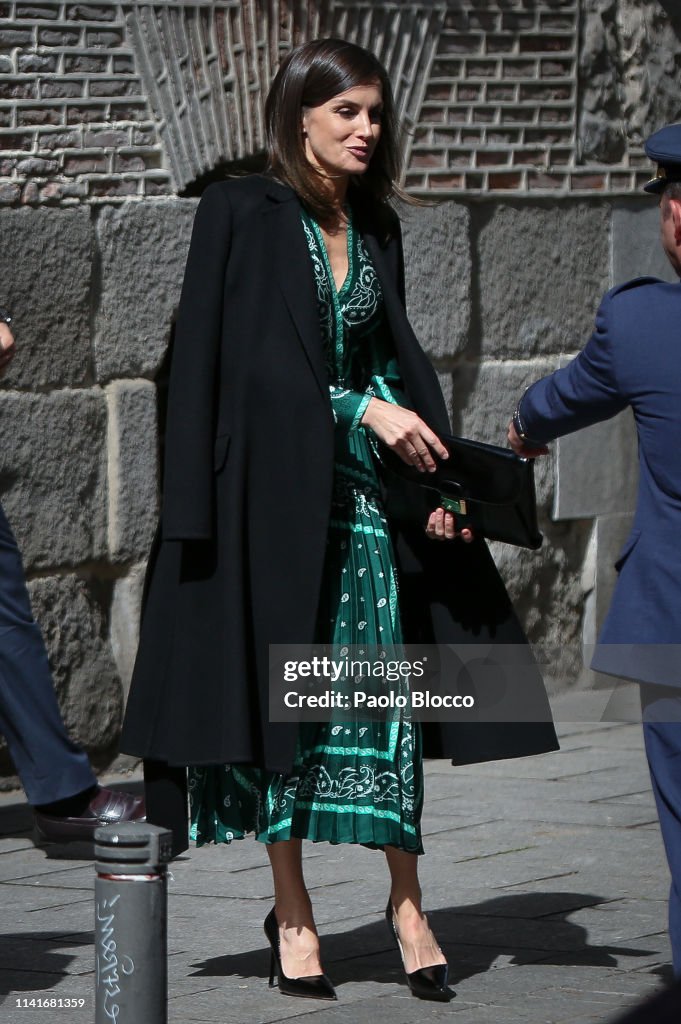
[{"xmin": 518, "ymin": 276, "xmax": 681, "ymax": 686}]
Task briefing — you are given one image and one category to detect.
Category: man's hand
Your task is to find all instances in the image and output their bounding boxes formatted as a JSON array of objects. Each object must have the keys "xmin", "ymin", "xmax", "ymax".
[
  {"xmin": 507, "ymin": 420, "xmax": 549, "ymax": 458},
  {"xmin": 425, "ymin": 507, "xmax": 473, "ymax": 543},
  {"xmin": 0, "ymin": 322, "xmax": 16, "ymax": 379}
]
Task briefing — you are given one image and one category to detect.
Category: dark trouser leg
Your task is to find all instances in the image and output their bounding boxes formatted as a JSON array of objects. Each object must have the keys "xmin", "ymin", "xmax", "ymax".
[
  {"xmin": 0, "ymin": 502, "xmax": 95, "ymax": 805},
  {"xmin": 640, "ymin": 683, "xmax": 681, "ymax": 976}
]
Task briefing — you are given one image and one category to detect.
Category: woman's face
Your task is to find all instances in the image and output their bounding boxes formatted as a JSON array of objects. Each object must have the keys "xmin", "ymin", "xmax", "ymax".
[{"xmin": 302, "ymin": 81, "xmax": 383, "ymax": 180}]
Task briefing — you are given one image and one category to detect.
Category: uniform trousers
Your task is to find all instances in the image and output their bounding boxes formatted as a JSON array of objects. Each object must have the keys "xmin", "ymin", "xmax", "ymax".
[
  {"xmin": 640, "ymin": 683, "xmax": 681, "ymax": 976},
  {"xmin": 0, "ymin": 501, "xmax": 95, "ymax": 805}
]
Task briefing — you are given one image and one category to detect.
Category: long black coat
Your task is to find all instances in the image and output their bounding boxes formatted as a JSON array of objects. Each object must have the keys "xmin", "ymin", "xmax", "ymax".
[{"xmin": 120, "ymin": 174, "xmax": 558, "ymax": 775}]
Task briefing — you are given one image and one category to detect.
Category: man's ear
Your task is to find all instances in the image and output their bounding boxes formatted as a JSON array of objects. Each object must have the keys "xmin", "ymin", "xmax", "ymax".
[{"xmin": 670, "ymin": 197, "xmax": 681, "ymax": 243}]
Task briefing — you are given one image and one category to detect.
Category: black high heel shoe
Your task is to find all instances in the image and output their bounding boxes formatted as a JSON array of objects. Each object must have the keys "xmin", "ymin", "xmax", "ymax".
[
  {"xmin": 385, "ymin": 899, "xmax": 452, "ymax": 1002},
  {"xmin": 263, "ymin": 907, "xmax": 337, "ymax": 1000}
]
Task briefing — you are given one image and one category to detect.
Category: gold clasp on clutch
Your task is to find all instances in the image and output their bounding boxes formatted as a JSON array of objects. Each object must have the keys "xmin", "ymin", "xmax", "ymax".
[{"xmin": 440, "ymin": 496, "xmax": 467, "ymax": 515}]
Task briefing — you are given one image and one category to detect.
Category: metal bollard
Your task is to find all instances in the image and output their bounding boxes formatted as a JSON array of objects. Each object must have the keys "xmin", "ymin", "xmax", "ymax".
[{"xmin": 94, "ymin": 821, "xmax": 173, "ymax": 1024}]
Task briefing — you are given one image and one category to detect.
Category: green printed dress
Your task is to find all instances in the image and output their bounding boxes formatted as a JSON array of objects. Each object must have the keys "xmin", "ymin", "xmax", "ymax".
[{"xmin": 188, "ymin": 207, "xmax": 424, "ymax": 854}]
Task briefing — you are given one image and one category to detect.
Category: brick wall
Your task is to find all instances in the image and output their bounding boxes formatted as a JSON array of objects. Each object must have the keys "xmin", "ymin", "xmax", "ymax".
[
  {"xmin": 406, "ymin": 1, "xmax": 651, "ymax": 193},
  {"xmin": 0, "ymin": 1, "xmax": 676, "ymax": 205},
  {"xmin": 0, "ymin": 0, "xmax": 169, "ymax": 203}
]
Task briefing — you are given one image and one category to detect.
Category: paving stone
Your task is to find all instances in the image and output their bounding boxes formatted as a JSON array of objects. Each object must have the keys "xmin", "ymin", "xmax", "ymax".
[
  {"xmin": 450, "ymin": 961, "xmax": 662, "ymax": 1002},
  {"xmin": 434, "ymin": 745, "xmax": 644, "ymax": 780},
  {"xmin": 556, "ymin": 725, "xmax": 642, "ymax": 750},
  {"xmin": 0, "ymin": 881, "xmax": 89, "ymax": 911},
  {"xmin": 546, "ymin": 900, "xmax": 668, "ymax": 946},
  {"xmin": 427, "ymin": 766, "xmax": 652, "ymax": 804},
  {"xmin": 0, "ymin": 857, "xmax": 91, "ymax": 884},
  {"xmin": 558, "ymin": 722, "xmax": 628, "ymax": 738},
  {"xmin": 0, "ymin": 730, "xmax": 673, "ymax": 1023},
  {"xmin": 0, "ymin": 207, "xmax": 93, "ymax": 389},
  {"xmin": 0, "ymin": 839, "xmax": 33, "ymax": 856}
]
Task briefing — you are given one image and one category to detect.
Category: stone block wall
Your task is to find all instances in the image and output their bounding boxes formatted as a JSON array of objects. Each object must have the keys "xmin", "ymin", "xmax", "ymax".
[
  {"xmin": 0, "ymin": 191, "xmax": 670, "ymax": 786},
  {"xmin": 1, "ymin": 1, "xmax": 681, "ymax": 787},
  {"xmin": 0, "ymin": 200, "xmax": 194, "ymax": 782}
]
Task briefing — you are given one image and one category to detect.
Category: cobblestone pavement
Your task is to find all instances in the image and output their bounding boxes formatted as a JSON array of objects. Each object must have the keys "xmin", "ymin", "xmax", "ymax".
[{"xmin": 0, "ymin": 719, "xmax": 675, "ymax": 1024}]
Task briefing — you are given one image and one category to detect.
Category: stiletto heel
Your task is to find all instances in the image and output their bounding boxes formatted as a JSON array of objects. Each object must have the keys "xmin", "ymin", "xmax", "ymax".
[
  {"xmin": 263, "ymin": 907, "xmax": 337, "ymax": 1000},
  {"xmin": 385, "ymin": 899, "xmax": 452, "ymax": 1002}
]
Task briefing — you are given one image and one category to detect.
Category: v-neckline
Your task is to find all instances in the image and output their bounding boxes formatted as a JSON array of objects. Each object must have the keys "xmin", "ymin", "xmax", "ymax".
[{"xmin": 314, "ymin": 217, "xmax": 354, "ymax": 298}]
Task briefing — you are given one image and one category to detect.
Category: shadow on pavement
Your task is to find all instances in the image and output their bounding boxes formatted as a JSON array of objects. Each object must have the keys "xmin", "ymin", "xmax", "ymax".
[
  {"xmin": 188, "ymin": 892, "xmax": 659, "ymax": 990},
  {"xmin": 0, "ymin": 930, "xmax": 92, "ymax": 998}
]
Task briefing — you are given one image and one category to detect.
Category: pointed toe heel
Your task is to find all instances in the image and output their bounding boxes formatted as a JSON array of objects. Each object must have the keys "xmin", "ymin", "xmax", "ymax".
[
  {"xmin": 385, "ymin": 899, "xmax": 453, "ymax": 1002},
  {"xmin": 264, "ymin": 908, "xmax": 337, "ymax": 1000}
]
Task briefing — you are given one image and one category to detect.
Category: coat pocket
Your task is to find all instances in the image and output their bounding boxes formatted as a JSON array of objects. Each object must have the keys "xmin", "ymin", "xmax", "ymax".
[
  {"xmin": 614, "ymin": 529, "xmax": 641, "ymax": 572},
  {"xmin": 213, "ymin": 433, "xmax": 231, "ymax": 473}
]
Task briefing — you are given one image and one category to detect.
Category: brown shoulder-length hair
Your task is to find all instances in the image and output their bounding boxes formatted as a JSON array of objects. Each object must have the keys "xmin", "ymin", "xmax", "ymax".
[{"xmin": 265, "ymin": 38, "xmax": 411, "ymax": 225}]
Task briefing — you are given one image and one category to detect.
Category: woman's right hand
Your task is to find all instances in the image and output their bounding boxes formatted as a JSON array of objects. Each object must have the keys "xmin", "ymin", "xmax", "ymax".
[{"xmin": 360, "ymin": 397, "xmax": 448, "ymax": 473}]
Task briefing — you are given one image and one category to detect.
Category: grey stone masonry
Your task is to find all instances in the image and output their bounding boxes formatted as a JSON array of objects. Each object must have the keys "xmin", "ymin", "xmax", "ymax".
[
  {"xmin": 27, "ymin": 573, "xmax": 123, "ymax": 756},
  {"xmin": 0, "ymin": 389, "xmax": 108, "ymax": 570},
  {"xmin": 0, "ymin": 205, "xmax": 92, "ymax": 387},
  {"xmin": 0, "ymin": 189, "xmax": 656, "ymax": 780},
  {"xmin": 105, "ymin": 379, "xmax": 158, "ymax": 563},
  {"xmin": 476, "ymin": 201, "xmax": 611, "ymax": 359},
  {"xmin": 554, "ymin": 409, "xmax": 638, "ymax": 521},
  {"xmin": 94, "ymin": 198, "xmax": 196, "ymax": 380},
  {"xmin": 401, "ymin": 199, "xmax": 471, "ymax": 362},
  {"xmin": 612, "ymin": 199, "xmax": 680, "ymax": 286}
]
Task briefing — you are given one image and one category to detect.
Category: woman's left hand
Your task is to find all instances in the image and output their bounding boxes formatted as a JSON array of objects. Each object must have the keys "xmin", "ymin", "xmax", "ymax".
[{"xmin": 425, "ymin": 507, "xmax": 473, "ymax": 543}]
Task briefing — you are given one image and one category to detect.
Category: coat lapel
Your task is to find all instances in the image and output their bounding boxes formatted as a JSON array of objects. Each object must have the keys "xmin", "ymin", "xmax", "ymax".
[{"xmin": 261, "ymin": 183, "xmax": 329, "ymax": 400}]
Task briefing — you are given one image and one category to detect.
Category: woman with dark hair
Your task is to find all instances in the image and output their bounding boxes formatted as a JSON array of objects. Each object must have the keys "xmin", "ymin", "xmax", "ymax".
[{"xmin": 121, "ymin": 37, "xmax": 557, "ymax": 1003}]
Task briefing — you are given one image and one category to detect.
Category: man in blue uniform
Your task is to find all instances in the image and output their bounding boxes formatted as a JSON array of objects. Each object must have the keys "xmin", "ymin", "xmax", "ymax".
[
  {"xmin": 508, "ymin": 122, "xmax": 681, "ymax": 975},
  {"xmin": 0, "ymin": 310, "xmax": 144, "ymax": 843}
]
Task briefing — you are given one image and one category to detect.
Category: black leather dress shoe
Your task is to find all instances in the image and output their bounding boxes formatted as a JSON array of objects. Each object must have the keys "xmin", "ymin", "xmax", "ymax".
[{"xmin": 33, "ymin": 787, "xmax": 146, "ymax": 845}]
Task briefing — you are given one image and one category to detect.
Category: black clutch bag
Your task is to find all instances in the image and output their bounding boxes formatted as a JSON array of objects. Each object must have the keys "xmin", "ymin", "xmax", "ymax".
[{"xmin": 378, "ymin": 433, "xmax": 543, "ymax": 549}]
